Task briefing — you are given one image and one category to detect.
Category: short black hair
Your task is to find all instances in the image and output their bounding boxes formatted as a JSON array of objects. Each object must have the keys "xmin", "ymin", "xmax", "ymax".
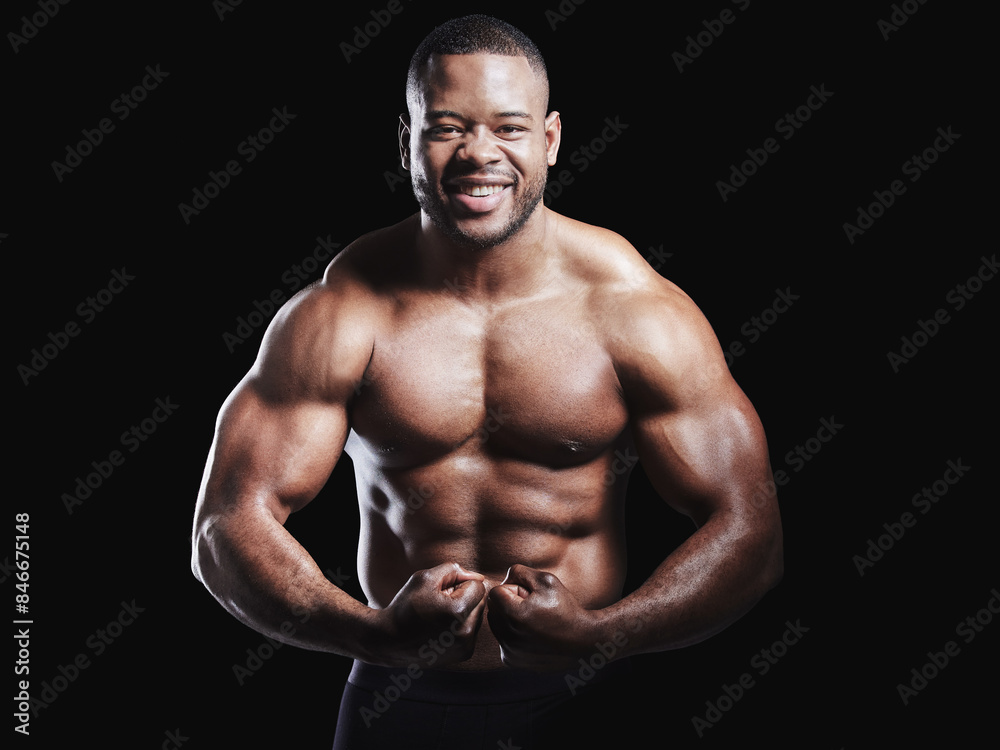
[{"xmin": 406, "ymin": 15, "xmax": 549, "ymax": 110}]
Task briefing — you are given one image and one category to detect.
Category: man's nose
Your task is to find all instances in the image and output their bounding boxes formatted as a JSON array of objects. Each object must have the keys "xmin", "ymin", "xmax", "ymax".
[{"xmin": 457, "ymin": 128, "xmax": 502, "ymax": 166}]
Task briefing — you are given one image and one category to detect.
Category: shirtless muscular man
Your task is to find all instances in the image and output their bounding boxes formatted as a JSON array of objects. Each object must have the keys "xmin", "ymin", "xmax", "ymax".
[{"xmin": 191, "ymin": 14, "xmax": 783, "ymax": 748}]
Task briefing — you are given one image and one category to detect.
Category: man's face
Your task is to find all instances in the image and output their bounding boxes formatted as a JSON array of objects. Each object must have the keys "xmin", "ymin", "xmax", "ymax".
[{"xmin": 402, "ymin": 53, "xmax": 560, "ymax": 250}]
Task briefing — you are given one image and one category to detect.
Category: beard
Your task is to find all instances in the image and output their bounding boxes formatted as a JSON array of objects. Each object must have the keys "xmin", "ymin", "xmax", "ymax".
[{"xmin": 411, "ymin": 164, "xmax": 547, "ymax": 250}]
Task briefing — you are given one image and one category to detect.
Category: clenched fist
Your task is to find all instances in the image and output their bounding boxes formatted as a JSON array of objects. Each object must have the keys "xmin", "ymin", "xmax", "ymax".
[
  {"xmin": 487, "ymin": 564, "xmax": 605, "ymax": 671},
  {"xmin": 369, "ymin": 563, "xmax": 487, "ymax": 668}
]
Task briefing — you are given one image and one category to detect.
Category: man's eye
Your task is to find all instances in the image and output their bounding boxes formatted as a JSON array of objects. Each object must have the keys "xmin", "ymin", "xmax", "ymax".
[
  {"xmin": 430, "ymin": 126, "xmax": 461, "ymax": 136},
  {"xmin": 497, "ymin": 126, "xmax": 524, "ymax": 134}
]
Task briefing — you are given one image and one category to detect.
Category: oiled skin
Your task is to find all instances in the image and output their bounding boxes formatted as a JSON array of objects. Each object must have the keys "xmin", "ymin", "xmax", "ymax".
[
  {"xmin": 346, "ymin": 214, "xmax": 633, "ymax": 668},
  {"xmin": 192, "ymin": 211, "xmax": 782, "ymax": 670},
  {"xmin": 191, "ymin": 52, "xmax": 783, "ymax": 673}
]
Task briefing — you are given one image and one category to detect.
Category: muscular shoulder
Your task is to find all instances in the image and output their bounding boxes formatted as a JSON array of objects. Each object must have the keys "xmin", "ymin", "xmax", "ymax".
[
  {"xmin": 551, "ymin": 212, "xmax": 678, "ymax": 298},
  {"xmin": 550, "ymin": 213, "xmax": 729, "ymax": 411},
  {"xmin": 249, "ymin": 221, "xmax": 411, "ymax": 402}
]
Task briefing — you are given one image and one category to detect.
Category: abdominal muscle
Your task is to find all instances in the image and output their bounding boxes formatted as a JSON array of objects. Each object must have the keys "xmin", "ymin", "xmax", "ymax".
[{"xmin": 354, "ymin": 468, "xmax": 629, "ymax": 671}]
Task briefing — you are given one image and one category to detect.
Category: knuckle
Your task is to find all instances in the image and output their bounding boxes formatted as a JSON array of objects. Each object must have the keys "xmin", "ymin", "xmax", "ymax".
[{"xmin": 415, "ymin": 568, "xmax": 435, "ymax": 585}]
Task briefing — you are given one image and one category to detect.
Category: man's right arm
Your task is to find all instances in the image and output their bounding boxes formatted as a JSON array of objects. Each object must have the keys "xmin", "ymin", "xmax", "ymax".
[
  {"xmin": 190, "ymin": 274, "xmax": 487, "ymax": 666},
  {"xmin": 191, "ymin": 281, "xmax": 383, "ymax": 659}
]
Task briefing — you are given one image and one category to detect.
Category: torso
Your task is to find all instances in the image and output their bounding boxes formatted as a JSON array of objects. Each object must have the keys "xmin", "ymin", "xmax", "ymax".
[{"xmin": 341, "ymin": 213, "xmax": 644, "ymax": 669}]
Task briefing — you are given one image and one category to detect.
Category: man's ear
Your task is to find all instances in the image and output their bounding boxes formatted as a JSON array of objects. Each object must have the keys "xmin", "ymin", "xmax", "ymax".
[
  {"xmin": 398, "ymin": 114, "xmax": 411, "ymax": 171},
  {"xmin": 544, "ymin": 111, "xmax": 562, "ymax": 167}
]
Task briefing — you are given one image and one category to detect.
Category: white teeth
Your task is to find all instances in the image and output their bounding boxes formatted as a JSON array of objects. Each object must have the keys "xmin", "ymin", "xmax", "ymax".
[{"xmin": 461, "ymin": 185, "xmax": 506, "ymax": 196}]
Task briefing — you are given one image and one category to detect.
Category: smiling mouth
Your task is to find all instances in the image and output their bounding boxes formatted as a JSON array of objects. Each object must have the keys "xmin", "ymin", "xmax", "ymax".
[
  {"xmin": 441, "ymin": 178, "xmax": 514, "ymax": 215},
  {"xmin": 456, "ymin": 184, "xmax": 508, "ymax": 197}
]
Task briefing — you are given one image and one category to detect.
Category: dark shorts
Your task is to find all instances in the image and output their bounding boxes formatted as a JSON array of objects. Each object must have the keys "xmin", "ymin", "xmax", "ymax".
[{"xmin": 332, "ymin": 657, "xmax": 632, "ymax": 750}]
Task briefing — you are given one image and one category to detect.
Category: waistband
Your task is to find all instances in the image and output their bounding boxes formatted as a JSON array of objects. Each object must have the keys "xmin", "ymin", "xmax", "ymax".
[{"xmin": 347, "ymin": 656, "xmax": 631, "ymax": 705}]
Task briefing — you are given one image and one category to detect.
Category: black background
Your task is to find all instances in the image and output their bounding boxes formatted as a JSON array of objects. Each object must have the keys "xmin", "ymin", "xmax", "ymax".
[{"xmin": 7, "ymin": 0, "xmax": 996, "ymax": 747}]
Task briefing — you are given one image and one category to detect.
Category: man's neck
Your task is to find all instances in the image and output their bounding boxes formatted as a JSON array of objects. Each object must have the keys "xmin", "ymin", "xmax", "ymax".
[{"xmin": 416, "ymin": 208, "xmax": 558, "ymax": 304}]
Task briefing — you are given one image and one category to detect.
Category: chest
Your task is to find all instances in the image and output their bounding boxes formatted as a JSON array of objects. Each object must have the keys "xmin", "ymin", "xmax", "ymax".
[{"xmin": 349, "ymin": 297, "xmax": 629, "ymax": 467}]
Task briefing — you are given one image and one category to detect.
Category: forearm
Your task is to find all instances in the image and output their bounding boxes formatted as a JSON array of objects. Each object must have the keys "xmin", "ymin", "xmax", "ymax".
[
  {"xmin": 593, "ymin": 510, "xmax": 783, "ymax": 657},
  {"xmin": 193, "ymin": 509, "xmax": 381, "ymax": 661}
]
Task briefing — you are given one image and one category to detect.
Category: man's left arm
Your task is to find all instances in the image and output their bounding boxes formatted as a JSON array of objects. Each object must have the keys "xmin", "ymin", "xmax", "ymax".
[
  {"xmin": 488, "ymin": 283, "xmax": 783, "ymax": 667},
  {"xmin": 597, "ymin": 305, "xmax": 785, "ymax": 654}
]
